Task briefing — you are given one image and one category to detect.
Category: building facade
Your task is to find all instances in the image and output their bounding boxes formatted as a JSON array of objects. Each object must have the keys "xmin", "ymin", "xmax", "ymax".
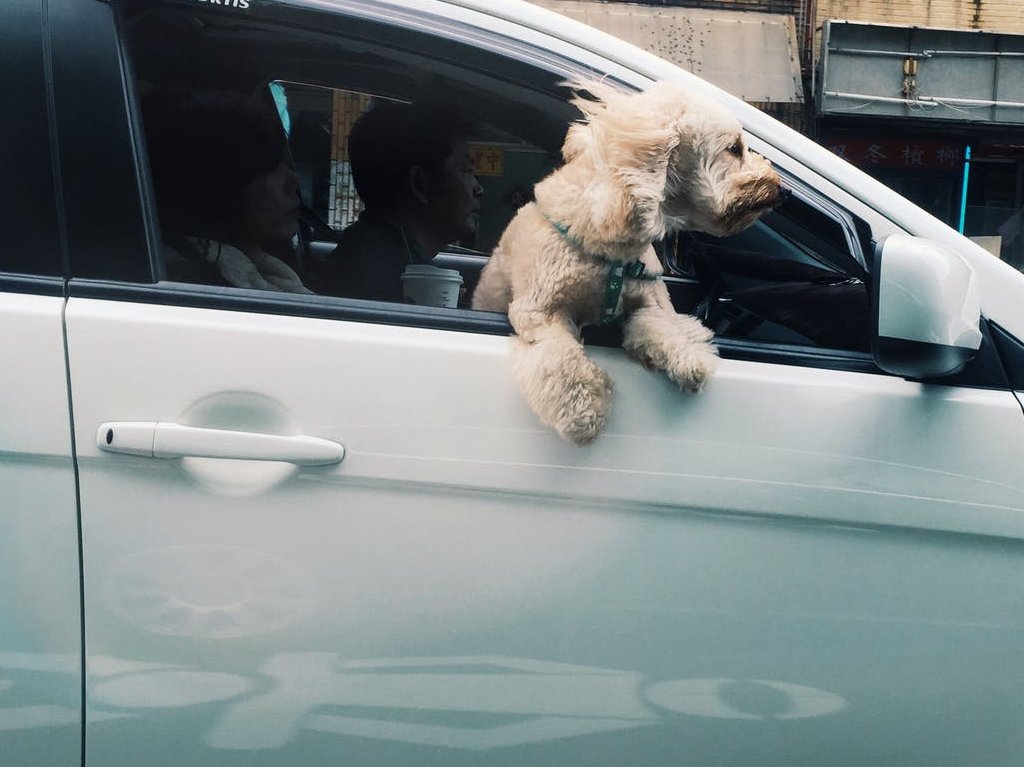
[
  {"xmin": 814, "ymin": 1, "xmax": 1024, "ymax": 267},
  {"xmin": 536, "ymin": 0, "xmax": 1024, "ymax": 270}
]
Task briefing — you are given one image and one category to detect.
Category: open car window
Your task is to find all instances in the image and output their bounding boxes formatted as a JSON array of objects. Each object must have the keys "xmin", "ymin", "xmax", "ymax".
[{"xmin": 667, "ymin": 182, "xmax": 872, "ymax": 353}]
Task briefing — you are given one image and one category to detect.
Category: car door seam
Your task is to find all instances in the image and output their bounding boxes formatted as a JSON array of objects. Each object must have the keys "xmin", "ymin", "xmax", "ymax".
[{"xmin": 42, "ymin": 0, "xmax": 87, "ymax": 761}]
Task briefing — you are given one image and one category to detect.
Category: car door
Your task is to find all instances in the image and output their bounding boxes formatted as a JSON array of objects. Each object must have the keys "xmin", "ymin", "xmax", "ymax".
[
  {"xmin": 66, "ymin": 2, "xmax": 1024, "ymax": 767},
  {"xmin": 0, "ymin": 2, "xmax": 83, "ymax": 765}
]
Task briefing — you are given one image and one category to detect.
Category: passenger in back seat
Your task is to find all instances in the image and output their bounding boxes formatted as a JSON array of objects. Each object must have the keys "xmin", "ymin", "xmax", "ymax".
[
  {"xmin": 310, "ymin": 101, "xmax": 483, "ymax": 302},
  {"xmin": 142, "ymin": 89, "xmax": 313, "ymax": 294}
]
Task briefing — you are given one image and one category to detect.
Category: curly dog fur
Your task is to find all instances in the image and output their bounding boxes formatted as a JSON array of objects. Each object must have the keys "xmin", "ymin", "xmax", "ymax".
[{"xmin": 473, "ymin": 79, "xmax": 782, "ymax": 445}]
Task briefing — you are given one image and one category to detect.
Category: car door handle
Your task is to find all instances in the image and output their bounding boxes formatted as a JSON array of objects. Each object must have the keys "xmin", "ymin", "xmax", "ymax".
[{"xmin": 96, "ymin": 421, "xmax": 345, "ymax": 466}]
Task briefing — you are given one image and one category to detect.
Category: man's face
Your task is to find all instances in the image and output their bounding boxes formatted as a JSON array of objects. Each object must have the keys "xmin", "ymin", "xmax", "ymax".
[{"xmin": 427, "ymin": 140, "xmax": 483, "ymax": 245}]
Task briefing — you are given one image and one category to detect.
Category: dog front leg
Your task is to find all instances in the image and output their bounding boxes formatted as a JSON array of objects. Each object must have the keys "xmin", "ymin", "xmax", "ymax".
[
  {"xmin": 622, "ymin": 305, "xmax": 719, "ymax": 393},
  {"xmin": 508, "ymin": 309, "xmax": 613, "ymax": 446}
]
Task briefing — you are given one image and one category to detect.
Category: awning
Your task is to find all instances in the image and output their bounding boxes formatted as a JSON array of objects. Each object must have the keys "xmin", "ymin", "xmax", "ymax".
[{"xmin": 527, "ymin": 1, "xmax": 804, "ymax": 104}]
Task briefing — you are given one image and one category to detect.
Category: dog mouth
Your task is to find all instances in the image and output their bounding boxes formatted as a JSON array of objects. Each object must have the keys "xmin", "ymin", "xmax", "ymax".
[
  {"xmin": 752, "ymin": 179, "xmax": 788, "ymax": 212},
  {"xmin": 720, "ymin": 175, "xmax": 787, "ymax": 230},
  {"xmin": 773, "ymin": 184, "xmax": 792, "ymax": 207}
]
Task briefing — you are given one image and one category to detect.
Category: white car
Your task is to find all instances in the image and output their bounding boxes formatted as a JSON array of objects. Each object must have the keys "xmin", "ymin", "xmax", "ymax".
[{"xmin": 4, "ymin": 0, "xmax": 1024, "ymax": 765}]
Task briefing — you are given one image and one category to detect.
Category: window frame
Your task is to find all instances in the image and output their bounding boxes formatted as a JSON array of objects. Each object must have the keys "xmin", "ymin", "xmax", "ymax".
[{"xmin": 83, "ymin": 0, "xmax": 1015, "ymax": 388}]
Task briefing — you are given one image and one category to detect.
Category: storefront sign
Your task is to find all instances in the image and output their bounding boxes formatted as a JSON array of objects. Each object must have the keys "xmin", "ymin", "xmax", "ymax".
[{"xmin": 823, "ymin": 138, "xmax": 964, "ymax": 170}]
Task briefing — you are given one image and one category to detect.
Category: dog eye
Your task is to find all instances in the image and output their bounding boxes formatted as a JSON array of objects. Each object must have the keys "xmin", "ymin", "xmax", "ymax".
[{"xmin": 729, "ymin": 141, "xmax": 743, "ymax": 157}]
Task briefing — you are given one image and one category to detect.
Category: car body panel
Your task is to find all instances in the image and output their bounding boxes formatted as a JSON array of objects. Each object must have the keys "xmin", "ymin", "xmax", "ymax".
[
  {"xmin": 0, "ymin": 292, "xmax": 81, "ymax": 767},
  {"xmin": 3, "ymin": 0, "xmax": 1024, "ymax": 765},
  {"xmin": 65, "ymin": 297, "xmax": 1024, "ymax": 766}
]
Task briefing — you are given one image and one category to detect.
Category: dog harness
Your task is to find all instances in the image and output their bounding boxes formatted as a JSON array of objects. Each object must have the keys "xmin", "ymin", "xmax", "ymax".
[{"xmin": 544, "ymin": 214, "xmax": 660, "ymax": 325}]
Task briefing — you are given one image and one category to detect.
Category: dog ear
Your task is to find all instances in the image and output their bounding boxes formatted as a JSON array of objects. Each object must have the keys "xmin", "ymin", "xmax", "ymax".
[
  {"xmin": 587, "ymin": 135, "xmax": 679, "ymax": 243},
  {"xmin": 556, "ymin": 79, "xmax": 689, "ymax": 243},
  {"xmin": 597, "ymin": 111, "xmax": 682, "ymax": 242}
]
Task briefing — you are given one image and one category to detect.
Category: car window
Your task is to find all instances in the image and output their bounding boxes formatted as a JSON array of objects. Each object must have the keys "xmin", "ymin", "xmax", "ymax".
[
  {"xmin": 120, "ymin": 0, "xmax": 876, "ymax": 362},
  {"xmin": 0, "ymin": 0, "xmax": 63, "ymax": 278},
  {"xmin": 123, "ymin": 3, "xmax": 570, "ymax": 307},
  {"xmin": 666, "ymin": 186, "xmax": 872, "ymax": 353},
  {"xmin": 271, "ymin": 80, "xmax": 558, "ymax": 304},
  {"xmin": 279, "ymin": 80, "xmax": 553, "ymax": 256}
]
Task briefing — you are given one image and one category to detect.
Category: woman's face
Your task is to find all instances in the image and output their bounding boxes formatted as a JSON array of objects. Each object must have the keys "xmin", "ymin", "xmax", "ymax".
[
  {"xmin": 426, "ymin": 140, "xmax": 484, "ymax": 245},
  {"xmin": 241, "ymin": 160, "xmax": 301, "ymax": 249}
]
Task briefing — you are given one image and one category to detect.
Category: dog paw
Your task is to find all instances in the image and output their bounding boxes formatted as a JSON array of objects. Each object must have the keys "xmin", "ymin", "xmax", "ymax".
[
  {"xmin": 560, "ymin": 408, "xmax": 607, "ymax": 446},
  {"xmin": 554, "ymin": 370, "xmax": 613, "ymax": 446},
  {"xmin": 685, "ymin": 319, "xmax": 715, "ymax": 344},
  {"xmin": 670, "ymin": 341, "xmax": 719, "ymax": 393}
]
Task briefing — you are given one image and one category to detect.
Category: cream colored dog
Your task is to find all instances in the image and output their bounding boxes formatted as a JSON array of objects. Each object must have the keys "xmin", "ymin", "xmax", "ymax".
[{"xmin": 472, "ymin": 79, "xmax": 782, "ymax": 445}]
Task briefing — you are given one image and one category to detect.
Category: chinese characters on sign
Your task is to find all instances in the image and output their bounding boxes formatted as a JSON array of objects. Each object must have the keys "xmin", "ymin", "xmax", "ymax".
[
  {"xmin": 824, "ymin": 138, "xmax": 964, "ymax": 170},
  {"xmin": 469, "ymin": 144, "xmax": 505, "ymax": 176}
]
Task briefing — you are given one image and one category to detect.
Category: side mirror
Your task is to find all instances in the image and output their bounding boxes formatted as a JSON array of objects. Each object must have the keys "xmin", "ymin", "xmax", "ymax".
[{"xmin": 871, "ymin": 234, "xmax": 982, "ymax": 379}]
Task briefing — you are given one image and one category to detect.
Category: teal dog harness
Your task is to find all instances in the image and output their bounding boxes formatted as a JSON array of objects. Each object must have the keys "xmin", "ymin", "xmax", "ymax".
[{"xmin": 544, "ymin": 214, "xmax": 660, "ymax": 325}]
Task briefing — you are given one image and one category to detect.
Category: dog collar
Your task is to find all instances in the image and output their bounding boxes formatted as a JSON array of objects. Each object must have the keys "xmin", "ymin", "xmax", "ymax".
[{"xmin": 543, "ymin": 213, "xmax": 659, "ymax": 325}]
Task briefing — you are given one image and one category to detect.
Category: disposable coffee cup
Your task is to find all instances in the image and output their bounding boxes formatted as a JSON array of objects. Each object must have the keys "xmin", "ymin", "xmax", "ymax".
[{"xmin": 401, "ymin": 264, "xmax": 463, "ymax": 308}]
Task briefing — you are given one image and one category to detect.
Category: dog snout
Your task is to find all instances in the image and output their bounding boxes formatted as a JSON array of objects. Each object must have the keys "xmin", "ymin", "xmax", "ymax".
[
  {"xmin": 774, "ymin": 183, "xmax": 792, "ymax": 207},
  {"xmin": 753, "ymin": 161, "xmax": 787, "ymax": 208},
  {"xmin": 753, "ymin": 173, "xmax": 784, "ymax": 212}
]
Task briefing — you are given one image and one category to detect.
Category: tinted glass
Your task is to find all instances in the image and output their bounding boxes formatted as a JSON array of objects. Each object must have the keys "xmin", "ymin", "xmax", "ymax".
[
  {"xmin": 50, "ymin": 0, "xmax": 152, "ymax": 282},
  {"xmin": 0, "ymin": 0, "xmax": 63, "ymax": 277},
  {"xmin": 122, "ymin": 3, "xmax": 570, "ymax": 306}
]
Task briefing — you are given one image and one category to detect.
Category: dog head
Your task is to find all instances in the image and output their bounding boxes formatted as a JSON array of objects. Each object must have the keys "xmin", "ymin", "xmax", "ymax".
[{"xmin": 553, "ymin": 79, "xmax": 782, "ymax": 244}]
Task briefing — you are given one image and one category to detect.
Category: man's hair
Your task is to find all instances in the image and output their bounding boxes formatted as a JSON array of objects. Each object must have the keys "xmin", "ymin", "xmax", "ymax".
[{"xmin": 348, "ymin": 100, "xmax": 476, "ymax": 209}]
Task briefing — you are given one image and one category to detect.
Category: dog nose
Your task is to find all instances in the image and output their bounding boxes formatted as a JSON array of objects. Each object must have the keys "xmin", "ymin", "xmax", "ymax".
[{"xmin": 775, "ymin": 184, "xmax": 792, "ymax": 205}]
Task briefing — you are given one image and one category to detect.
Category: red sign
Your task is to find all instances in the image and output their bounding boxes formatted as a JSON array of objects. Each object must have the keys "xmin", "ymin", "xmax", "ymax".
[{"xmin": 973, "ymin": 143, "xmax": 1024, "ymax": 159}]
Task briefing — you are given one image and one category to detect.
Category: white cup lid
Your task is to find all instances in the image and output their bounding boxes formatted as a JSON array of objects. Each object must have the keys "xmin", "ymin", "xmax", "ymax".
[{"xmin": 402, "ymin": 264, "xmax": 462, "ymax": 280}]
